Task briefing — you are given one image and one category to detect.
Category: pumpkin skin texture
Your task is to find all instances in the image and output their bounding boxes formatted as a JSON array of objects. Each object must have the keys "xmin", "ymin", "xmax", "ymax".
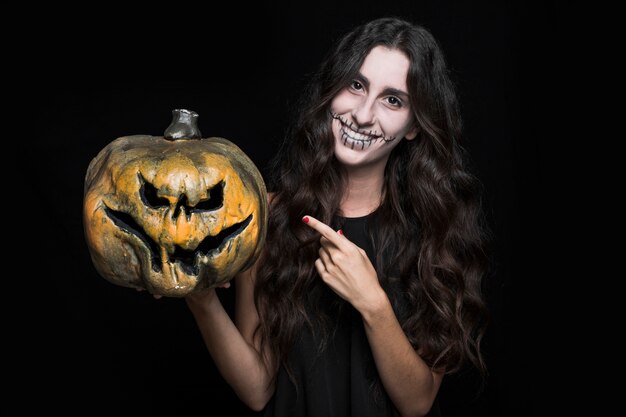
[{"xmin": 83, "ymin": 123, "xmax": 267, "ymax": 297}]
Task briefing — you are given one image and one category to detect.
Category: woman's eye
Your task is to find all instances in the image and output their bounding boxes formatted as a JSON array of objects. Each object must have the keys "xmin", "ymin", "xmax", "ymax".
[
  {"xmin": 387, "ymin": 96, "xmax": 402, "ymax": 107},
  {"xmin": 350, "ymin": 80, "xmax": 363, "ymax": 91}
]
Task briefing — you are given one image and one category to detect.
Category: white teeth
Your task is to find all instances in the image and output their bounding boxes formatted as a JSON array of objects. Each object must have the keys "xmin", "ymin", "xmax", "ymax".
[
  {"xmin": 343, "ymin": 128, "xmax": 371, "ymax": 141},
  {"xmin": 340, "ymin": 126, "xmax": 377, "ymax": 150}
]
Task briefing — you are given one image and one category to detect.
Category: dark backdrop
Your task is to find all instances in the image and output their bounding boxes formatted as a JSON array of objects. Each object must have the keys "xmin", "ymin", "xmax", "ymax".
[{"xmin": 34, "ymin": 2, "xmax": 549, "ymax": 416}]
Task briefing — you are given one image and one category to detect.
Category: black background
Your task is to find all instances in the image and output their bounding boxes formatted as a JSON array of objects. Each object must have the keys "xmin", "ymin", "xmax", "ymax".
[{"xmin": 33, "ymin": 2, "xmax": 550, "ymax": 416}]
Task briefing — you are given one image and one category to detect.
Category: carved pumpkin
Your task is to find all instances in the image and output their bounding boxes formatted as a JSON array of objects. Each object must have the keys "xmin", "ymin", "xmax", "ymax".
[{"xmin": 83, "ymin": 109, "xmax": 267, "ymax": 297}]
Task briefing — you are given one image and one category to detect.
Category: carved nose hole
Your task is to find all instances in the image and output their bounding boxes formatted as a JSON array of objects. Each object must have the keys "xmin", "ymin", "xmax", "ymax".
[{"xmin": 172, "ymin": 181, "xmax": 224, "ymax": 219}]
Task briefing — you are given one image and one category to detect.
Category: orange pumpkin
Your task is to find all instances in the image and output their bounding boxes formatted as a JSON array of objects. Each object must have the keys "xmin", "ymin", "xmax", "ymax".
[{"xmin": 83, "ymin": 109, "xmax": 267, "ymax": 297}]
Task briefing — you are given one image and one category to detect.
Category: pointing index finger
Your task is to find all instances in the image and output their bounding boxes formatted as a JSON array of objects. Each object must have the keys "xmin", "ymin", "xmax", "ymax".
[{"xmin": 302, "ymin": 215, "xmax": 342, "ymax": 243}]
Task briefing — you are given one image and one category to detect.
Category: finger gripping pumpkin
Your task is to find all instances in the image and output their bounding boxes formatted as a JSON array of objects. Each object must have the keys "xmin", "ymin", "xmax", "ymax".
[{"xmin": 83, "ymin": 109, "xmax": 267, "ymax": 297}]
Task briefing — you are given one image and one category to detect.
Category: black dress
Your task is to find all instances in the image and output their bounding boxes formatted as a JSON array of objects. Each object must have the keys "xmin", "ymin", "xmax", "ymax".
[{"xmin": 263, "ymin": 212, "xmax": 441, "ymax": 417}]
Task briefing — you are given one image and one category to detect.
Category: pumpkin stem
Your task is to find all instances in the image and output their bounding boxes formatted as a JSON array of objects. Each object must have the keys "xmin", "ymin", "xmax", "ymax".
[{"xmin": 164, "ymin": 109, "xmax": 202, "ymax": 140}]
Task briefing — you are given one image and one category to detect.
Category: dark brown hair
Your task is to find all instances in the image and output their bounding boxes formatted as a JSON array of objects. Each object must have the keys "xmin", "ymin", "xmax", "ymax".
[{"xmin": 255, "ymin": 17, "xmax": 490, "ymax": 382}]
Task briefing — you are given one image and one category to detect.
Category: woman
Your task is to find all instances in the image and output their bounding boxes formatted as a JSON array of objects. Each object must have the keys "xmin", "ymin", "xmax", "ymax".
[{"xmin": 185, "ymin": 17, "xmax": 489, "ymax": 417}]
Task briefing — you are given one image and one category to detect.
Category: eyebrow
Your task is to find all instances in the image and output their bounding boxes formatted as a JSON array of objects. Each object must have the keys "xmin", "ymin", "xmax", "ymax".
[{"xmin": 355, "ymin": 72, "xmax": 410, "ymax": 99}]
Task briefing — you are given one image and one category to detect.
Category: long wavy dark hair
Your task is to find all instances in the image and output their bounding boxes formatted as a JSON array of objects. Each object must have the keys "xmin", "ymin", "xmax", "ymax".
[{"xmin": 255, "ymin": 17, "xmax": 490, "ymax": 382}]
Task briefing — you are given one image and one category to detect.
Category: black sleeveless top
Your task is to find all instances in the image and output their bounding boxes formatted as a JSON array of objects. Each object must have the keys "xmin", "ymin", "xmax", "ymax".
[{"xmin": 263, "ymin": 211, "xmax": 441, "ymax": 417}]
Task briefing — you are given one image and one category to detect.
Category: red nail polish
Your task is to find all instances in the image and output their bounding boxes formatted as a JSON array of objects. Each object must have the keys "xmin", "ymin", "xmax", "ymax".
[
  {"xmin": 302, "ymin": 216, "xmax": 309, "ymax": 223},
  {"xmin": 338, "ymin": 229, "xmax": 343, "ymax": 235}
]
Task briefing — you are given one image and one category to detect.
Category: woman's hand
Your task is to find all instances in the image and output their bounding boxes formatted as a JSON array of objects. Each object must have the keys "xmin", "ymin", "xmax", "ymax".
[
  {"xmin": 134, "ymin": 281, "xmax": 231, "ymax": 304},
  {"xmin": 302, "ymin": 215, "xmax": 386, "ymax": 312},
  {"xmin": 184, "ymin": 282, "xmax": 231, "ymax": 312},
  {"xmin": 134, "ymin": 286, "xmax": 163, "ymax": 299}
]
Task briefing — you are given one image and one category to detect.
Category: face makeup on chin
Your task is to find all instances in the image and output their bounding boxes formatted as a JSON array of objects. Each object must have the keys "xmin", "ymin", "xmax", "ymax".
[{"xmin": 330, "ymin": 46, "xmax": 418, "ymax": 170}]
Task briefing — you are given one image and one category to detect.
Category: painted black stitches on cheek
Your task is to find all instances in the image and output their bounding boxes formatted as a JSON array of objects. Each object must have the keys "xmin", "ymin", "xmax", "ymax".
[
  {"xmin": 331, "ymin": 111, "xmax": 379, "ymax": 138},
  {"xmin": 330, "ymin": 110, "xmax": 396, "ymax": 143}
]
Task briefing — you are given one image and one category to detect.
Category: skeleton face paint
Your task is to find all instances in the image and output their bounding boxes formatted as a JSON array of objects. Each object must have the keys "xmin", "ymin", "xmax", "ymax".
[
  {"xmin": 330, "ymin": 46, "xmax": 418, "ymax": 170},
  {"xmin": 330, "ymin": 112, "xmax": 396, "ymax": 150}
]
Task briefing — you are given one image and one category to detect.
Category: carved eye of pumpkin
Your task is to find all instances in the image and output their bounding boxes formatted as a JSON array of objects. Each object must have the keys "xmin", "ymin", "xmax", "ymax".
[{"xmin": 83, "ymin": 109, "xmax": 267, "ymax": 297}]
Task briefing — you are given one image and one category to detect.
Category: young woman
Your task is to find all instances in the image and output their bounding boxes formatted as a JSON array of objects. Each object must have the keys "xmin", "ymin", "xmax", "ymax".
[{"xmin": 185, "ymin": 17, "xmax": 489, "ymax": 417}]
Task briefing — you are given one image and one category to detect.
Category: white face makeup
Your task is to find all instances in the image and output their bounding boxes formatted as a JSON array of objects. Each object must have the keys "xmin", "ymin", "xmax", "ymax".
[{"xmin": 330, "ymin": 46, "xmax": 418, "ymax": 169}]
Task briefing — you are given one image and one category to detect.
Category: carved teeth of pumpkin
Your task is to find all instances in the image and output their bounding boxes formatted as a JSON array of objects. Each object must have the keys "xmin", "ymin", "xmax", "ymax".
[
  {"xmin": 104, "ymin": 205, "xmax": 253, "ymax": 276},
  {"xmin": 162, "ymin": 247, "xmax": 179, "ymax": 284}
]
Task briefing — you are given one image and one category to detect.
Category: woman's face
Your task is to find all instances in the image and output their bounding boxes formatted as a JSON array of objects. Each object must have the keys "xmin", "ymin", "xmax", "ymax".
[{"xmin": 330, "ymin": 46, "xmax": 417, "ymax": 169}]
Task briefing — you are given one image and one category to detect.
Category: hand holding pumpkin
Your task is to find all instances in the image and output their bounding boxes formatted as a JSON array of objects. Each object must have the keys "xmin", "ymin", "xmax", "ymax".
[
  {"xmin": 184, "ymin": 288, "xmax": 215, "ymax": 307},
  {"xmin": 136, "ymin": 281, "xmax": 231, "ymax": 300}
]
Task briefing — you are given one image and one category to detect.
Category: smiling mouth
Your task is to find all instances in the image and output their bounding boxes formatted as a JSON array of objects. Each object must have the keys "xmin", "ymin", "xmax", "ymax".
[
  {"xmin": 330, "ymin": 112, "xmax": 396, "ymax": 150},
  {"xmin": 103, "ymin": 206, "xmax": 252, "ymax": 275},
  {"xmin": 340, "ymin": 126, "xmax": 377, "ymax": 150}
]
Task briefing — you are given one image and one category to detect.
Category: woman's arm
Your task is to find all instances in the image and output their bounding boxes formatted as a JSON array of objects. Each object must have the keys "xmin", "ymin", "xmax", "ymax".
[
  {"xmin": 185, "ymin": 262, "xmax": 276, "ymax": 411},
  {"xmin": 360, "ymin": 292, "xmax": 443, "ymax": 417},
  {"xmin": 303, "ymin": 214, "xmax": 442, "ymax": 417}
]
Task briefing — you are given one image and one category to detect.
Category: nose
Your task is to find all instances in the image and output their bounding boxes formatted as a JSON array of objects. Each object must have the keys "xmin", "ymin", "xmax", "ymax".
[{"xmin": 351, "ymin": 97, "xmax": 376, "ymax": 127}]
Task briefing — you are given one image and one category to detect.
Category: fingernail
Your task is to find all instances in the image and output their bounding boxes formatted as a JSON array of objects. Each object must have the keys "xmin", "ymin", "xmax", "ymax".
[
  {"xmin": 338, "ymin": 229, "xmax": 343, "ymax": 235},
  {"xmin": 302, "ymin": 216, "xmax": 309, "ymax": 223}
]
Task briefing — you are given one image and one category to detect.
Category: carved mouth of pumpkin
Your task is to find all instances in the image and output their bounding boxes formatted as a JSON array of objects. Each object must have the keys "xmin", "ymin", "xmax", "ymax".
[{"xmin": 103, "ymin": 206, "xmax": 252, "ymax": 275}]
